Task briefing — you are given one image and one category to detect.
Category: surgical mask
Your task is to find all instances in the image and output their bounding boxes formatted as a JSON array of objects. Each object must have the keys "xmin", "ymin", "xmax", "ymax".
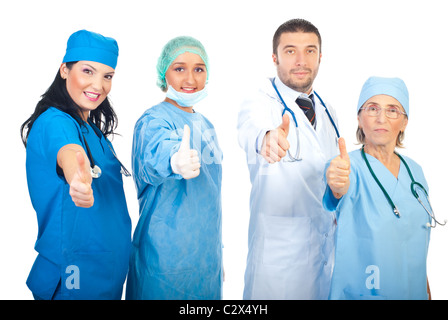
[{"xmin": 166, "ymin": 85, "xmax": 208, "ymax": 107}]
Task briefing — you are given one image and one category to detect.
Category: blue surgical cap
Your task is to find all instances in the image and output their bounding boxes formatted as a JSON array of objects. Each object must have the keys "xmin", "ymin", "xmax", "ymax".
[
  {"xmin": 63, "ymin": 30, "xmax": 119, "ymax": 69},
  {"xmin": 156, "ymin": 36, "xmax": 209, "ymax": 91},
  {"xmin": 357, "ymin": 76, "xmax": 409, "ymax": 117}
]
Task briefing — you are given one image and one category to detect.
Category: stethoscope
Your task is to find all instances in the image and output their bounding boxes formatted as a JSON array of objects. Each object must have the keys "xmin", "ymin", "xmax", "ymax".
[
  {"xmin": 361, "ymin": 146, "xmax": 446, "ymax": 228},
  {"xmin": 82, "ymin": 122, "xmax": 131, "ymax": 179},
  {"xmin": 271, "ymin": 78, "xmax": 340, "ymax": 161}
]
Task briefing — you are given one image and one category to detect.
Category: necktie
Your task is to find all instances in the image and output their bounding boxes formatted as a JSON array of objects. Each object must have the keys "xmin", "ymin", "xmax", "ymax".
[{"xmin": 296, "ymin": 94, "xmax": 316, "ymax": 127}]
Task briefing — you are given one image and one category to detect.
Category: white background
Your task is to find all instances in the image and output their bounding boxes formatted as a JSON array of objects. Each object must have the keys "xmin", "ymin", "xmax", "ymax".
[{"xmin": 1, "ymin": 0, "xmax": 447, "ymax": 300}]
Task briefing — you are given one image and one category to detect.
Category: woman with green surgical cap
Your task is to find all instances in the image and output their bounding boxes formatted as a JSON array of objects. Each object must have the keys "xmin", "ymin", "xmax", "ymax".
[{"xmin": 126, "ymin": 36, "xmax": 223, "ymax": 299}]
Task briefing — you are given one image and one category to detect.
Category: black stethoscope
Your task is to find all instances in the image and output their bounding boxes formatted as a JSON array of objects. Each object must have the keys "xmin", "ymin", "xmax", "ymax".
[
  {"xmin": 271, "ymin": 78, "xmax": 340, "ymax": 161},
  {"xmin": 82, "ymin": 122, "xmax": 131, "ymax": 179},
  {"xmin": 361, "ymin": 146, "xmax": 446, "ymax": 228}
]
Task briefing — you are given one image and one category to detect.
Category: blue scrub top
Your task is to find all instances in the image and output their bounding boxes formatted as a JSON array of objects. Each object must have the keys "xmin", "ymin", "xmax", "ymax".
[
  {"xmin": 126, "ymin": 102, "xmax": 223, "ymax": 300},
  {"xmin": 25, "ymin": 107, "xmax": 132, "ymax": 300},
  {"xmin": 323, "ymin": 149, "xmax": 431, "ymax": 300}
]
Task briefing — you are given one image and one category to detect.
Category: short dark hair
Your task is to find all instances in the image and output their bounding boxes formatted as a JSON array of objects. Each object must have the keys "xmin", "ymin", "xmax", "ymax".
[{"xmin": 273, "ymin": 18, "xmax": 322, "ymax": 55}]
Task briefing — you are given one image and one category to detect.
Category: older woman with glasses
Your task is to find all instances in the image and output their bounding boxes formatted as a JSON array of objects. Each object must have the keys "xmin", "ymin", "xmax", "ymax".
[{"xmin": 323, "ymin": 76, "xmax": 433, "ymax": 300}]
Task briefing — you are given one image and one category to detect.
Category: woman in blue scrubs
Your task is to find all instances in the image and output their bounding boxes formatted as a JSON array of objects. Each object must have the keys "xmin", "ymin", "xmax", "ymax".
[
  {"xmin": 20, "ymin": 30, "xmax": 132, "ymax": 300},
  {"xmin": 324, "ymin": 76, "xmax": 432, "ymax": 299},
  {"xmin": 126, "ymin": 36, "xmax": 223, "ymax": 300}
]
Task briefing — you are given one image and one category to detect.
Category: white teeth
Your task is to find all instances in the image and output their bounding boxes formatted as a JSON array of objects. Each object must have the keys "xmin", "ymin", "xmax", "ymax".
[{"xmin": 85, "ymin": 92, "xmax": 100, "ymax": 98}]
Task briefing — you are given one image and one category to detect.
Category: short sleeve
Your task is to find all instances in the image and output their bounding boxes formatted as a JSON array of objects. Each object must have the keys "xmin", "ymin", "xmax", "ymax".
[
  {"xmin": 25, "ymin": 108, "xmax": 84, "ymax": 212},
  {"xmin": 26, "ymin": 108, "xmax": 83, "ymax": 175}
]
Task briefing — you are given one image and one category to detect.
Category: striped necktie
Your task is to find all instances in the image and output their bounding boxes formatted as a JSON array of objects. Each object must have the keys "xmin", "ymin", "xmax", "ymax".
[{"xmin": 296, "ymin": 94, "xmax": 316, "ymax": 127}]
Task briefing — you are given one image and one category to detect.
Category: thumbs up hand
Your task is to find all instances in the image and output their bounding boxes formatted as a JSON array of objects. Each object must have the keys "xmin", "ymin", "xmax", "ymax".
[
  {"xmin": 171, "ymin": 125, "xmax": 201, "ymax": 179},
  {"xmin": 261, "ymin": 114, "xmax": 291, "ymax": 163},
  {"xmin": 69, "ymin": 151, "xmax": 94, "ymax": 208},
  {"xmin": 326, "ymin": 137, "xmax": 351, "ymax": 199}
]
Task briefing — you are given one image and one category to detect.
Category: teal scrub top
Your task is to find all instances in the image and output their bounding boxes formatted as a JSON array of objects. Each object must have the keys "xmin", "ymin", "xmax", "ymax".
[
  {"xmin": 126, "ymin": 102, "xmax": 223, "ymax": 300},
  {"xmin": 25, "ymin": 107, "xmax": 132, "ymax": 300},
  {"xmin": 323, "ymin": 149, "xmax": 431, "ymax": 300}
]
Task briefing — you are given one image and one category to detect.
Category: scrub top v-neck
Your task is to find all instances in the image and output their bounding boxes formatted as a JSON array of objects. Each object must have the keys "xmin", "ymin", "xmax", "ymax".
[
  {"xmin": 323, "ymin": 149, "xmax": 430, "ymax": 300},
  {"xmin": 25, "ymin": 107, "xmax": 131, "ymax": 300}
]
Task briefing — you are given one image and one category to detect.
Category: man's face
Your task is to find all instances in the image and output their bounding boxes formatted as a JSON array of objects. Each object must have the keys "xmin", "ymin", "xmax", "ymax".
[{"xmin": 273, "ymin": 31, "xmax": 322, "ymax": 94}]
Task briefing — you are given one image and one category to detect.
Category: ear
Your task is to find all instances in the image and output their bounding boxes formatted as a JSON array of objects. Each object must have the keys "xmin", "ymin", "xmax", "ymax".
[
  {"xmin": 60, "ymin": 63, "xmax": 69, "ymax": 80},
  {"xmin": 401, "ymin": 116, "xmax": 408, "ymax": 132},
  {"xmin": 272, "ymin": 53, "xmax": 278, "ymax": 65}
]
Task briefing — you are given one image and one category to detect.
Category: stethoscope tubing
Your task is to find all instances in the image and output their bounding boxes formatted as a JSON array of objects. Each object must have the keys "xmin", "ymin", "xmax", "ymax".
[
  {"xmin": 82, "ymin": 121, "xmax": 131, "ymax": 179},
  {"xmin": 362, "ymin": 146, "xmax": 445, "ymax": 228},
  {"xmin": 271, "ymin": 78, "xmax": 340, "ymax": 139},
  {"xmin": 271, "ymin": 78, "xmax": 339, "ymax": 162}
]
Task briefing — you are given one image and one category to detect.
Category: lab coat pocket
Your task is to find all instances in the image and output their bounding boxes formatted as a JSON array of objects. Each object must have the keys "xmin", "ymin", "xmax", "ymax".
[{"xmin": 261, "ymin": 215, "xmax": 310, "ymax": 267}]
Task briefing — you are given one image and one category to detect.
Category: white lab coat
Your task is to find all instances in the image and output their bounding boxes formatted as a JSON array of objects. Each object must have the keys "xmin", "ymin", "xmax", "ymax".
[{"xmin": 237, "ymin": 77, "xmax": 339, "ymax": 300}]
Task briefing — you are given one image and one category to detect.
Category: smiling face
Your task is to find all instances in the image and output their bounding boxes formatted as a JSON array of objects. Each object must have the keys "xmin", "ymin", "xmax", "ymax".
[
  {"xmin": 358, "ymin": 94, "xmax": 408, "ymax": 150},
  {"xmin": 60, "ymin": 61, "xmax": 115, "ymax": 121},
  {"xmin": 164, "ymin": 51, "xmax": 207, "ymax": 94},
  {"xmin": 272, "ymin": 31, "xmax": 322, "ymax": 94}
]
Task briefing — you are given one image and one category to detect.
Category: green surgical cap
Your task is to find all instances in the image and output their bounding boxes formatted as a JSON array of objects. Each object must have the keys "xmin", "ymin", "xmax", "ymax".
[{"xmin": 156, "ymin": 36, "xmax": 209, "ymax": 91}]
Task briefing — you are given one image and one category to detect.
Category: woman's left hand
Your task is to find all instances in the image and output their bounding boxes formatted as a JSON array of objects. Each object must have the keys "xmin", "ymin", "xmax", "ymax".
[{"xmin": 326, "ymin": 138, "xmax": 351, "ymax": 199}]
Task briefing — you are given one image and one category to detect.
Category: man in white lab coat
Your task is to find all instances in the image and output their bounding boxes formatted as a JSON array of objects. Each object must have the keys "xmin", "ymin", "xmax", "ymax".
[{"xmin": 237, "ymin": 18, "xmax": 340, "ymax": 299}]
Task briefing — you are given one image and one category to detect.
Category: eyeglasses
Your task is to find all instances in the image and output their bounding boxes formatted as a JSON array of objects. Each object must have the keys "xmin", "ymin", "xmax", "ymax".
[{"xmin": 360, "ymin": 105, "xmax": 407, "ymax": 119}]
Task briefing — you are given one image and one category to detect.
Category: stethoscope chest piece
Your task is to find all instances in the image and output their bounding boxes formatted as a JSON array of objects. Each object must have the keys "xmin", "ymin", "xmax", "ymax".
[
  {"xmin": 83, "ymin": 127, "xmax": 130, "ymax": 179},
  {"xmin": 91, "ymin": 165, "xmax": 102, "ymax": 179}
]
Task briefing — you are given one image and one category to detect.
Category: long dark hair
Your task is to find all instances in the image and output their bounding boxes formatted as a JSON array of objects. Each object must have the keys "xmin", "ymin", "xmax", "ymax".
[{"xmin": 20, "ymin": 61, "xmax": 118, "ymax": 146}]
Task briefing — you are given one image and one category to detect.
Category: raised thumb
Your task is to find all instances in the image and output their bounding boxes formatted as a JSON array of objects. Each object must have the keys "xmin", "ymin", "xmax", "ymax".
[
  {"xmin": 179, "ymin": 124, "xmax": 191, "ymax": 152},
  {"xmin": 338, "ymin": 137, "xmax": 349, "ymax": 161},
  {"xmin": 75, "ymin": 151, "xmax": 89, "ymax": 183},
  {"xmin": 278, "ymin": 114, "xmax": 290, "ymax": 136}
]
